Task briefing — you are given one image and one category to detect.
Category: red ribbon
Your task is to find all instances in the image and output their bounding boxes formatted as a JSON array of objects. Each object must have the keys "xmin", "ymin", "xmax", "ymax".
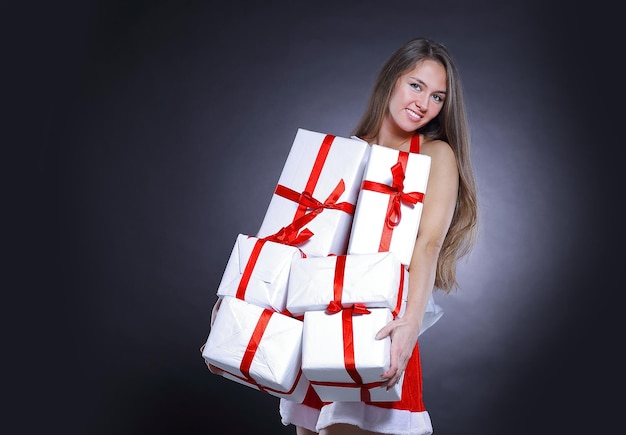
[
  {"xmin": 292, "ymin": 134, "xmax": 334, "ymax": 221},
  {"xmin": 323, "ymin": 255, "xmax": 373, "ymax": 401},
  {"xmin": 222, "ymin": 367, "xmax": 306, "ymax": 396},
  {"xmin": 262, "ymin": 215, "xmax": 315, "ymax": 247},
  {"xmin": 236, "ymin": 308, "xmax": 272, "ymax": 393},
  {"xmin": 325, "ymin": 255, "xmax": 404, "ymax": 319},
  {"xmin": 240, "ymin": 309, "xmax": 272, "ymax": 381},
  {"xmin": 275, "ymin": 178, "xmax": 355, "ymax": 224},
  {"xmin": 272, "ymin": 134, "xmax": 356, "ymax": 239},
  {"xmin": 236, "ymin": 239, "xmax": 268, "ymax": 301},
  {"xmin": 409, "ymin": 133, "xmax": 421, "ymax": 154},
  {"xmin": 329, "ymin": 254, "xmax": 346, "ymax": 312},
  {"xmin": 361, "ymin": 160, "xmax": 424, "ymax": 228},
  {"xmin": 326, "ymin": 302, "xmax": 371, "ymax": 316},
  {"xmin": 216, "ymin": 307, "xmax": 305, "ymax": 396},
  {"xmin": 391, "ymin": 265, "xmax": 406, "ymax": 319},
  {"xmin": 360, "ymin": 151, "xmax": 424, "ymax": 252},
  {"xmin": 309, "ymin": 378, "xmax": 385, "ymax": 390},
  {"xmin": 236, "ymin": 218, "xmax": 313, "ymax": 301},
  {"xmin": 225, "ymin": 367, "xmax": 305, "ymax": 396}
]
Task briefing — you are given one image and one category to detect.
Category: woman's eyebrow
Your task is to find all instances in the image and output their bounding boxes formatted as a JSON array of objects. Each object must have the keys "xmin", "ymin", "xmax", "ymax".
[{"xmin": 409, "ymin": 76, "xmax": 447, "ymax": 94}]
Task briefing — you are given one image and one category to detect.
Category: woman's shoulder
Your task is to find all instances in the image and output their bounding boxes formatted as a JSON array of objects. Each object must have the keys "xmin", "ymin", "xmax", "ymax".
[
  {"xmin": 420, "ymin": 136, "xmax": 454, "ymax": 160},
  {"xmin": 420, "ymin": 136, "xmax": 457, "ymax": 175}
]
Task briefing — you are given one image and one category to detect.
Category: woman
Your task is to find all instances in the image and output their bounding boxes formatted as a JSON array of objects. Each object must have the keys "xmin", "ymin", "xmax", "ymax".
[{"xmin": 279, "ymin": 36, "xmax": 479, "ymax": 435}]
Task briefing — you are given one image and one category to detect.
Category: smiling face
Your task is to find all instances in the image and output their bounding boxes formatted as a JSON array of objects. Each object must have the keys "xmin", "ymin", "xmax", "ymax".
[{"xmin": 384, "ymin": 59, "xmax": 447, "ymax": 136}]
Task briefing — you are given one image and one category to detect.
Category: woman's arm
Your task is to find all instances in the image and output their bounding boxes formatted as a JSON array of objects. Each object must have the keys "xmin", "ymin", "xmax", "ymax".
[{"xmin": 377, "ymin": 139, "xmax": 459, "ymax": 388}]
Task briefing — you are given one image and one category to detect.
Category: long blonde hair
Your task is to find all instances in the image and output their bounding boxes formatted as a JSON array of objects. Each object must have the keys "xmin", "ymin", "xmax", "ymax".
[{"xmin": 353, "ymin": 37, "xmax": 478, "ymax": 292}]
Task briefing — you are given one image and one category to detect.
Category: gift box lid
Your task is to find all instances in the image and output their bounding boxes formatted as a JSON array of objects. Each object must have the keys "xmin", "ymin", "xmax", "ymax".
[{"xmin": 234, "ymin": 234, "xmax": 300, "ymax": 284}]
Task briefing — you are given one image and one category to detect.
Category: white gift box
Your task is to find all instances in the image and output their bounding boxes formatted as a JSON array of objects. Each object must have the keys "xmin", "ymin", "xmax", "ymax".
[
  {"xmin": 202, "ymin": 296, "xmax": 309, "ymax": 402},
  {"xmin": 257, "ymin": 128, "xmax": 370, "ymax": 257},
  {"xmin": 301, "ymin": 307, "xmax": 402, "ymax": 402},
  {"xmin": 219, "ymin": 368, "xmax": 310, "ymax": 403},
  {"xmin": 216, "ymin": 233, "xmax": 304, "ymax": 313},
  {"xmin": 347, "ymin": 144, "xmax": 431, "ymax": 266},
  {"xmin": 286, "ymin": 252, "xmax": 408, "ymax": 318}
]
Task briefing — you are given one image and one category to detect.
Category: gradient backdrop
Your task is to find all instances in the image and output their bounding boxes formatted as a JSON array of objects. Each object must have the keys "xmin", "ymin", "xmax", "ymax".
[{"xmin": 15, "ymin": 1, "xmax": 619, "ymax": 434}]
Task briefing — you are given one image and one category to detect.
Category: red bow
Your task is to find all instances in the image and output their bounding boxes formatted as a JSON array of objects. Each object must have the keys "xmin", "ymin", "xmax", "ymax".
[
  {"xmin": 326, "ymin": 302, "xmax": 371, "ymax": 315},
  {"xmin": 262, "ymin": 215, "xmax": 314, "ymax": 247},
  {"xmin": 362, "ymin": 162, "xmax": 424, "ymax": 228},
  {"xmin": 275, "ymin": 178, "xmax": 356, "ymax": 223}
]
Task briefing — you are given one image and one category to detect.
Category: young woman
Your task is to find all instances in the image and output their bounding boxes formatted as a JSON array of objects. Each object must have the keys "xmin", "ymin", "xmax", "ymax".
[{"xmin": 279, "ymin": 36, "xmax": 479, "ymax": 435}]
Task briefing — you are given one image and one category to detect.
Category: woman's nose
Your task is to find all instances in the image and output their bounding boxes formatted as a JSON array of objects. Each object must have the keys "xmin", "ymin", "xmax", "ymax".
[{"xmin": 414, "ymin": 98, "xmax": 426, "ymax": 112}]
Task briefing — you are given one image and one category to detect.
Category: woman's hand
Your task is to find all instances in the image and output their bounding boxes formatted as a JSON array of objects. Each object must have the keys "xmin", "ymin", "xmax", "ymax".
[{"xmin": 376, "ymin": 314, "xmax": 420, "ymax": 390}]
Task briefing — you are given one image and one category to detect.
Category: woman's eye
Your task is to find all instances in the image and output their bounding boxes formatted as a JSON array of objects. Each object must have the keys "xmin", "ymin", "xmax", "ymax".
[
  {"xmin": 410, "ymin": 83, "xmax": 421, "ymax": 91},
  {"xmin": 432, "ymin": 94, "xmax": 443, "ymax": 103}
]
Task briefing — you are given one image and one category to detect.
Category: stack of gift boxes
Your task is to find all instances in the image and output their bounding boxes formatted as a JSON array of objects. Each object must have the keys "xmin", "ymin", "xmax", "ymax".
[{"xmin": 201, "ymin": 128, "xmax": 437, "ymax": 404}]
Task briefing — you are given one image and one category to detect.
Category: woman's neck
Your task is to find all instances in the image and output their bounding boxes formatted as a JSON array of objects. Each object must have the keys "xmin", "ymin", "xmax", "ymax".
[{"xmin": 374, "ymin": 130, "xmax": 415, "ymax": 151}]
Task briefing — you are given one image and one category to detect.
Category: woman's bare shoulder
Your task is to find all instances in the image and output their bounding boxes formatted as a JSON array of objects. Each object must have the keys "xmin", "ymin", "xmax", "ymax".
[{"xmin": 421, "ymin": 137, "xmax": 455, "ymax": 162}]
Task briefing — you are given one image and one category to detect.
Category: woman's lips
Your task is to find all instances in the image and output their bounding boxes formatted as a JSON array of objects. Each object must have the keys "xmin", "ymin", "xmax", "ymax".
[{"xmin": 406, "ymin": 108, "xmax": 422, "ymax": 121}]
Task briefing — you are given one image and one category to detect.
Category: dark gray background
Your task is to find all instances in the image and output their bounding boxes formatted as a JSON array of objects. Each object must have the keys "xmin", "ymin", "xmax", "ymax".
[{"xmin": 10, "ymin": 1, "xmax": 621, "ymax": 434}]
